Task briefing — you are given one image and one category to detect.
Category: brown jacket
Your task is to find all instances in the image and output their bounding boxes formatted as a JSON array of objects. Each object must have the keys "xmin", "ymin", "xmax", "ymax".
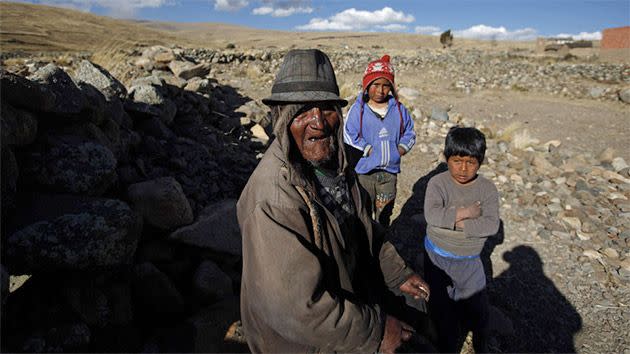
[{"xmin": 237, "ymin": 105, "xmax": 414, "ymax": 353}]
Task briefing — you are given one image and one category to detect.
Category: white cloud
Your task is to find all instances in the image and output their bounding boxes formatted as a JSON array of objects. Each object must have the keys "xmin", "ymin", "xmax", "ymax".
[
  {"xmin": 554, "ymin": 31, "xmax": 601, "ymax": 40},
  {"xmin": 381, "ymin": 24, "xmax": 408, "ymax": 32},
  {"xmin": 11, "ymin": 0, "xmax": 169, "ymax": 17},
  {"xmin": 252, "ymin": 5, "xmax": 312, "ymax": 17},
  {"xmin": 297, "ymin": 7, "xmax": 414, "ymax": 31},
  {"xmin": 214, "ymin": 0, "xmax": 248, "ymax": 11},
  {"xmin": 415, "ymin": 26, "xmax": 441, "ymax": 35},
  {"xmin": 454, "ymin": 24, "xmax": 538, "ymax": 41},
  {"xmin": 252, "ymin": 0, "xmax": 311, "ymax": 17}
]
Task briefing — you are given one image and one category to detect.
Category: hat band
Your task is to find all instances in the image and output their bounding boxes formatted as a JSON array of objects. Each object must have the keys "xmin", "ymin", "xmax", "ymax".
[{"xmin": 272, "ymin": 81, "xmax": 339, "ymax": 94}]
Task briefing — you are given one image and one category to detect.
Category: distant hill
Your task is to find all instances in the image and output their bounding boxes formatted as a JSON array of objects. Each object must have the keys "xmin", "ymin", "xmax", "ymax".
[
  {"xmin": 0, "ymin": 2, "xmax": 181, "ymax": 54},
  {"xmin": 0, "ymin": 1, "xmax": 539, "ymax": 57}
]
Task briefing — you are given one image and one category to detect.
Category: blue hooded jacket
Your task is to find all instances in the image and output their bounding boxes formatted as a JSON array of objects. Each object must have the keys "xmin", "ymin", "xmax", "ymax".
[{"xmin": 343, "ymin": 94, "xmax": 415, "ymax": 175}]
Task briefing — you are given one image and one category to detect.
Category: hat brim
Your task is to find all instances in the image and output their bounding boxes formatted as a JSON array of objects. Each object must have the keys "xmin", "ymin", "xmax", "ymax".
[{"xmin": 262, "ymin": 91, "xmax": 348, "ymax": 107}]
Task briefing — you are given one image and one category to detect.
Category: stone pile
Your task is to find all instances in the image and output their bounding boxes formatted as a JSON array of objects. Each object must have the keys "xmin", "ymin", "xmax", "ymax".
[
  {"xmin": 9, "ymin": 45, "xmax": 629, "ymax": 105},
  {"xmin": 1, "ymin": 51, "xmax": 263, "ymax": 352}
]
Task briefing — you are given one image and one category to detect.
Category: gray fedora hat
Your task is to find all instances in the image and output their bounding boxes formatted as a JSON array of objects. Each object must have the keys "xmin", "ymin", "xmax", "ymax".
[{"xmin": 262, "ymin": 49, "xmax": 348, "ymax": 107}]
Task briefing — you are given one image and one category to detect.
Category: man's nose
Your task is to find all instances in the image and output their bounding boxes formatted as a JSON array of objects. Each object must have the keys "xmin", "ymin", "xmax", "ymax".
[{"xmin": 307, "ymin": 107, "xmax": 325, "ymax": 128}]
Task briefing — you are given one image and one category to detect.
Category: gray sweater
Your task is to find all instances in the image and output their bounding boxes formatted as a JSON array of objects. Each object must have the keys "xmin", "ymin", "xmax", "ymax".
[{"xmin": 424, "ymin": 171, "xmax": 500, "ymax": 256}]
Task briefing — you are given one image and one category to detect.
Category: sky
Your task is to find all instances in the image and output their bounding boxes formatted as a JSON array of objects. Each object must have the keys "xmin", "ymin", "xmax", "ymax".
[{"xmin": 5, "ymin": 0, "xmax": 630, "ymax": 40}]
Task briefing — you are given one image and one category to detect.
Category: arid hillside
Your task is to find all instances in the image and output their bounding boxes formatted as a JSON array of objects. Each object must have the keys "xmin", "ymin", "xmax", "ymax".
[
  {"xmin": 2, "ymin": 1, "xmax": 544, "ymax": 54},
  {"xmin": 0, "ymin": 2, "xmax": 181, "ymax": 53}
]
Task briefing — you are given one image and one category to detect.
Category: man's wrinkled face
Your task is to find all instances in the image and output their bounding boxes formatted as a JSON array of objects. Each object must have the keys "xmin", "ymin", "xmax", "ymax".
[{"xmin": 290, "ymin": 103, "xmax": 340, "ymax": 165}]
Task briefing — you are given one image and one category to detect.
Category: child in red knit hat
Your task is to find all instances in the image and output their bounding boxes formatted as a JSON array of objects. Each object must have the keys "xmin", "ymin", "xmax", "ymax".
[{"xmin": 343, "ymin": 54, "xmax": 416, "ymax": 226}]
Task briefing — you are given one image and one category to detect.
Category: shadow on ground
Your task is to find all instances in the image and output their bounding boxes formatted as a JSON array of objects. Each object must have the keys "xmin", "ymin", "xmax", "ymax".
[{"xmin": 488, "ymin": 245, "xmax": 583, "ymax": 353}]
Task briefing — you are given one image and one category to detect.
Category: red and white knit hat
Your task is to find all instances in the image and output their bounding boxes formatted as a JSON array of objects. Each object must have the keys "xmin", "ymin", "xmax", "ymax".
[{"xmin": 362, "ymin": 54, "xmax": 395, "ymax": 91}]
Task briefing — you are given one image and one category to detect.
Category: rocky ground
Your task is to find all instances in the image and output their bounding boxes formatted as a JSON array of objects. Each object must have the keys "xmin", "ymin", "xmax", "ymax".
[
  {"xmin": 2, "ymin": 39, "xmax": 629, "ymax": 353},
  {"xmin": 200, "ymin": 45, "xmax": 630, "ymax": 353}
]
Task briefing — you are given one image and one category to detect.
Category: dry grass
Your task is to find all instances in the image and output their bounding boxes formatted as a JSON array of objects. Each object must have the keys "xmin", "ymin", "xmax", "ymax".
[{"xmin": 89, "ymin": 38, "xmax": 138, "ymax": 82}]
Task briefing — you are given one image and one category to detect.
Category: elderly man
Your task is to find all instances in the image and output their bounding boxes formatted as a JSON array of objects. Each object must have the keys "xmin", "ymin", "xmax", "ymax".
[{"xmin": 237, "ymin": 49, "xmax": 430, "ymax": 353}]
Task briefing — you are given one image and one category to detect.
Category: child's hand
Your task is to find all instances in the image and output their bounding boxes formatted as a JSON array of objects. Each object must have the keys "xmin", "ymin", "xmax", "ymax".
[{"xmin": 459, "ymin": 201, "xmax": 481, "ymax": 220}]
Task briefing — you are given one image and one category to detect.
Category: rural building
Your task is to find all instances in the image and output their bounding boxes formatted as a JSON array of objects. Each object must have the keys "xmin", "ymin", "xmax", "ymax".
[
  {"xmin": 601, "ymin": 26, "xmax": 630, "ymax": 49},
  {"xmin": 600, "ymin": 26, "xmax": 630, "ymax": 62}
]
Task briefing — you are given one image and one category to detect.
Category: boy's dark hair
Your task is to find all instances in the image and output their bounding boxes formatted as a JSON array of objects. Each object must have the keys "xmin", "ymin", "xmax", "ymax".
[{"xmin": 444, "ymin": 126, "xmax": 486, "ymax": 164}]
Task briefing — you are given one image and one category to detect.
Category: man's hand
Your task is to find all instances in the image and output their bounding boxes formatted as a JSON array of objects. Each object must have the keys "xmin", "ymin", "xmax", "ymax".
[
  {"xmin": 379, "ymin": 315, "xmax": 415, "ymax": 354},
  {"xmin": 399, "ymin": 274, "xmax": 430, "ymax": 301},
  {"xmin": 397, "ymin": 146, "xmax": 406, "ymax": 157}
]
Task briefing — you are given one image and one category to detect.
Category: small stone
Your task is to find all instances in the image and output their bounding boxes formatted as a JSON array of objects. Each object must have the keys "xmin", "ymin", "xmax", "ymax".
[
  {"xmin": 538, "ymin": 229, "xmax": 552, "ymax": 240},
  {"xmin": 430, "ymin": 107, "xmax": 449, "ymax": 121},
  {"xmin": 547, "ymin": 203, "xmax": 564, "ymax": 214},
  {"xmin": 576, "ymin": 231, "xmax": 592, "ymax": 241},
  {"xmin": 552, "ymin": 231, "xmax": 571, "ymax": 240},
  {"xmin": 602, "ymin": 248, "xmax": 619, "ymax": 259},
  {"xmin": 250, "ymin": 124, "xmax": 269, "ymax": 143},
  {"xmin": 562, "ymin": 216, "xmax": 582, "ymax": 230},
  {"xmin": 608, "ymin": 192, "xmax": 628, "ymax": 200},
  {"xmin": 510, "ymin": 174, "xmax": 523, "ymax": 184},
  {"xmin": 618, "ymin": 87, "xmax": 630, "ymax": 104},
  {"xmin": 554, "ymin": 176, "xmax": 567, "ymax": 185},
  {"xmin": 597, "ymin": 147, "xmax": 615, "ymax": 163},
  {"xmin": 582, "ymin": 249, "xmax": 602, "ymax": 260},
  {"xmin": 544, "ymin": 140, "xmax": 562, "ymax": 150},
  {"xmin": 612, "ymin": 157, "xmax": 629, "ymax": 172}
]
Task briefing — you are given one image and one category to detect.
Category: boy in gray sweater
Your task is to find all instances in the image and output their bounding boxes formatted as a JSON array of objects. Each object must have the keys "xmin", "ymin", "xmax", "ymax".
[{"xmin": 423, "ymin": 126, "xmax": 500, "ymax": 353}]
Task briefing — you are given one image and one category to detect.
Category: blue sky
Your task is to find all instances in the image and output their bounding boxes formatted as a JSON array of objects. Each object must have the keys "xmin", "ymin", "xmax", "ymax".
[{"xmin": 6, "ymin": 0, "xmax": 630, "ymax": 40}]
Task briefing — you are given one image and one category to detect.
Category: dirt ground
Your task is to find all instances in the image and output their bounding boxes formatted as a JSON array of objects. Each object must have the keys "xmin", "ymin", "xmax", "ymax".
[{"xmin": 430, "ymin": 90, "xmax": 630, "ymax": 162}]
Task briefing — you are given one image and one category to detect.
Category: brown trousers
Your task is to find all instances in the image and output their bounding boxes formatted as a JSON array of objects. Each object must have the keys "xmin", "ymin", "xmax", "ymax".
[{"xmin": 357, "ymin": 171, "xmax": 397, "ymax": 226}]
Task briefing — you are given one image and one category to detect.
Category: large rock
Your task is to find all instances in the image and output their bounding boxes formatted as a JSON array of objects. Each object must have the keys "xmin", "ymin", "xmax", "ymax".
[
  {"xmin": 1, "ymin": 147, "xmax": 19, "ymax": 214},
  {"xmin": 126, "ymin": 84, "xmax": 177, "ymax": 125},
  {"xmin": 22, "ymin": 136, "xmax": 117, "ymax": 195},
  {"xmin": 169, "ymin": 199, "xmax": 241, "ymax": 256},
  {"xmin": 131, "ymin": 262, "xmax": 185, "ymax": 319},
  {"xmin": 127, "ymin": 177, "xmax": 193, "ymax": 230},
  {"xmin": 29, "ymin": 63, "xmax": 87, "ymax": 118},
  {"xmin": 77, "ymin": 82, "xmax": 107, "ymax": 125},
  {"xmin": 168, "ymin": 60, "xmax": 211, "ymax": 80},
  {"xmin": 1, "ymin": 102, "xmax": 38, "ymax": 147},
  {"xmin": 139, "ymin": 46, "xmax": 177, "ymax": 70},
  {"xmin": 75, "ymin": 60, "xmax": 127, "ymax": 99},
  {"xmin": 21, "ymin": 322, "xmax": 91, "ymax": 352},
  {"xmin": 62, "ymin": 274, "xmax": 134, "ymax": 327},
  {"xmin": 6, "ymin": 197, "xmax": 142, "ymax": 273},
  {"xmin": 192, "ymin": 260, "xmax": 233, "ymax": 304},
  {"xmin": 0, "ymin": 69, "xmax": 55, "ymax": 111}
]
